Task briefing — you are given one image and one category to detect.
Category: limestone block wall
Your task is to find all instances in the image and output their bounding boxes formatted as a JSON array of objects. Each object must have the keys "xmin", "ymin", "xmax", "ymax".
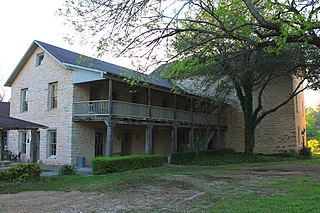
[
  {"xmin": 9, "ymin": 46, "xmax": 74, "ymax": 164},
  {"xmin": 222, "ymin": 76, "xmax": 303, "ymax": 154}
]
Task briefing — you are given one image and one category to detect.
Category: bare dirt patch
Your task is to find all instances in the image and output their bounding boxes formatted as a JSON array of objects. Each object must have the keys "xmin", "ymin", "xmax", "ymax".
[{"xmin": 1, "ymin": 162, "xmax": 319, "ymax": 212}]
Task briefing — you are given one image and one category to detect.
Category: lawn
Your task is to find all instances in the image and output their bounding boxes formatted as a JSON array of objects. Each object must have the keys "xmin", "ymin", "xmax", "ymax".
[{"xmin": 1, "ymin": 155, "xmax": 320, "ymax": 212}]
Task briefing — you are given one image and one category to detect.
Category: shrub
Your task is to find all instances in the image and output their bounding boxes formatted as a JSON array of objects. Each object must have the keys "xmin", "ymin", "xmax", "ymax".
[
  {"xmin": 92, "ymin": 154, "xmax": 164, "ymax": 175},
  {"xmin": 298, "ymin": 148, "xmax": 312, "ymax": 159},
  {"xmin": 59, "ymin": 164, "xmax": 77, "ymax": 175},
  {"xmin": 0, "ymin": 163, "xmax": 41, "ymax": 183},
  {"xmin": 308, "ymin": 139, "xmax": 320, "ymax": 153},
  {"xmin": 171, "ymin": 149, "xmax": 236, "ymax": 165}
]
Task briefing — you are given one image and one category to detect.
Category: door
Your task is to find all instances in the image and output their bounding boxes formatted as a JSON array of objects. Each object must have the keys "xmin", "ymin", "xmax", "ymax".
[
  {"xmin": 95, "ymin": 131, "xmax": 104, "ymax": 156},
  {"xmin": 121, "ymin": 130, "xmax": 132, "ymax": 156}
]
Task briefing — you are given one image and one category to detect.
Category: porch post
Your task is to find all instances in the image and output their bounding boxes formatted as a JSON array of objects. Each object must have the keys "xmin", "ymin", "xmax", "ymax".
[
  {"xmin": 0, "ymin": 130, "xmax": 4, "ymax": 161},
  {"xmin": 189, "ymin": 127, "xmax": 194, "ymax": 150},
  {"xmin": 171, "ymin": 125, "xmax": 178, "ymax": 153},
  {"xmin": 108, "ymin": 78, "xmax": 113, "ymax": 115},
  {"xmin": 145, "ymin": 124, "xmax": 153, "ymax": 154},
  {"xmin": 30, "ymin": 129, "xmax": 38, "ymax": 163},
  {"xmin": 105, "ymin": 118, "xmax": 113, "ymax": 157},
  {"xmin": 173, "ymin": 94, "xmax": 177, "ymax": 121},
  {"xmin": 148, "ymin": 87, "xmax": 151, "ymax": 118}
]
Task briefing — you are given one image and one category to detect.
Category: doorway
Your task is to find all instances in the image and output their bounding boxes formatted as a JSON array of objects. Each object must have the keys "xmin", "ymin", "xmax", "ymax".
[{"xmin": 121, "ymin": 130, "xmax": 132, "ymax": 156}]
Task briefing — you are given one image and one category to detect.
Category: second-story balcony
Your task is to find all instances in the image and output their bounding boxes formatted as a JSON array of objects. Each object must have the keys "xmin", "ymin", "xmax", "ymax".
[{"xmin": 74, "ymin": 100, "xmax": 227, "ymax": 126}]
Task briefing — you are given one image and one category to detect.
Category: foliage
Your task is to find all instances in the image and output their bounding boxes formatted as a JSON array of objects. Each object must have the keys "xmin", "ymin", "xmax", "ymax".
[
  {"xmin": 306, "ymin": 104, "xmax": 320, "ymax": 141},
  {"xmin": 59, "ymin": 0, "xmax": 320, "ymax": 60},
  {"xmin": 60, "ymin": 0, "xmax": 320, "ymax": 157},
  {"xmin": 171, "ymin": 149, "xmax": 296, "ymax": 165},
  {"xmin": 58, "ymin": 164, "xmax": 77, "ymax": 175},
  {"xmin": 2, "ymin": 158, "xmax": 320, "ymax": 213},
  {"xmin": 308, "ymin": 139, "xmax": 320, "ymax": 153},
  {"xmin": 171, "ymin": 149, "xmax": 236, "ymax": 165},
  {"xmin": 92, "ymin": 154, "xmax": 164, "ymax": 174},
  {"xmin": 298, "ymin": 148, "xmax": 312, "ymax": 159},
  {"xmin": 0, "ymin": 163, "xmax": 41, "ymax": 183}
]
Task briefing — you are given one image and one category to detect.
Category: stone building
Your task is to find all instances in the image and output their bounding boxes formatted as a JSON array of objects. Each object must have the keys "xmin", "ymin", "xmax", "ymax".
[{"xmin": 4, "ymin": 40, "xmax": 306, "ymax": 165}]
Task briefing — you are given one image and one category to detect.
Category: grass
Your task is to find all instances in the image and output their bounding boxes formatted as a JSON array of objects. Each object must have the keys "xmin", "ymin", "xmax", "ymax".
[
  {"xmin": 207, "ymin": 176, "xmax": 320, "ymax": 212},
  {"xmin": 1, "ymin": 154, "xmax": 320, "ymax": 212}
]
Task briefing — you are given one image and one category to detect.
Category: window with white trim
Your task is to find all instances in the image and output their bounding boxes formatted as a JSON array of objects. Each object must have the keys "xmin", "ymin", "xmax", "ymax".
[
  {"xmin": 19, "ymin": 131, "xmax": 27, "ymax": 154},
  {"xmin": 48, "ymin": 130, "xmax": 57, "ymax": 157},
  {"xmin": 36, "ymin": 53, "xmax": 44, "ymax": 66},
  {"xmin": 49, "ymin": 82, "xmax": 58, "ymax": 109},
  {"xmin": 21, "ymin": 89, "xmax": 28, "ymax": 112}
]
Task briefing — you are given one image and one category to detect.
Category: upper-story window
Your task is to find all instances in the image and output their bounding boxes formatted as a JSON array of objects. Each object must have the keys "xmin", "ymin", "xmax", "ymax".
[
  {"xmin": 49, "ymin": 82, "xmax": 58, "ymax": 109},
  {"xmin": 162, "ymin": 97, "xmax": 169, "ymax": 108},
  {"xmin": 36, "ymin": 53, "xmax": 44, "ymax": 66},
  {"xmin": 21, "ymin": 89, "xmax": 28, "ymax": 112}
]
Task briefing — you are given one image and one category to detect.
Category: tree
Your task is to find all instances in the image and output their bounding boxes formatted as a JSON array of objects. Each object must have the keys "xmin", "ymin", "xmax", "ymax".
[
  {"xmin": 60, "ymin": 0, "xmax": 320, "ymax": 155},
  {"xmin": 306, "ymin": 102, "xmax": 320, "ymax": 141},
  {"xmin": 0, "ymin": 76, "xmax": 8, "ymax": 102},
  {"xmin": 166, "ymin": 45, "xmax": 320, "ymax": 155}
]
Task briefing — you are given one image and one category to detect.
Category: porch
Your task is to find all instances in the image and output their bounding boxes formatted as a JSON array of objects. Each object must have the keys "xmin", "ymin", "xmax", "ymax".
[{"xmin": 73, "ymin": 100, "xmax": 227, "ymax": 126}]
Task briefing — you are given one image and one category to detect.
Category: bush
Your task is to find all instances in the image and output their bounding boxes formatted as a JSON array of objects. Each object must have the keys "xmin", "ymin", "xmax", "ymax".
[
  {"xmin": 308, "ymin": 139, "xmax": 320, "ymax": 153},
  {"xmin": 171, "ymin": 149, "xmax": 236, "ymax": 165},
  {"xmin": 59, "ymin": 164, "xmax": 77, "ymax": 175},
  {"xmin": 298, "ymin": 148, "xmax": 312, "ymax": 159},
  {"xmin": 92, "ymin": 154, "xmax": 164, "ymax": 174},
  {"xmin": 0, "ymin": 163, "xmax": 41, "ymax": 183}
]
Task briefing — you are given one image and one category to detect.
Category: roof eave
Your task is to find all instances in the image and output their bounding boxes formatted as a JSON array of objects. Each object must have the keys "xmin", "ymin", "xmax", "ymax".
[
  {"xmin": 4, "ymin": 40, "xmax": 67, "ymax": 87},
  {"xmin": 4, "ymin": 42, "xmax": 38, "ymax": 87}
]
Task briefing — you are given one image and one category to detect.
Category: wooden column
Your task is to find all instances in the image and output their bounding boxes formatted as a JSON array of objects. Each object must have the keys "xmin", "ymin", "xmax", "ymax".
[
  {"xmin": 108, "ymin": 79, "xmax": 113, "ymax": 115},
  {"xmin": 173, "ymin": 94, "xmax": 177, "ymax": 120},
  {"xmin": 171, "ymin": 125, "xmax": 178, "ymax": 153},
  {"xmin": 105, "ymin": 119, "xmax": 113, "ymax": 157},
  {"xmin": 105, "ymin": 78, "xmax": 114, "ymax": 157},
  {"xmin": 0, "ymin": 130, "xmax": 4, "ymax": 161},
  {"xmin": 145, "ymin": 124, "xmax": 153, "ymax": 154},
  {"xmin": 30, "ymin": 129, "xmax": 38, "ymax": 163},
  {"xmin": 147, "ymin": 87, "xmax": 151, "ymax": 118}
]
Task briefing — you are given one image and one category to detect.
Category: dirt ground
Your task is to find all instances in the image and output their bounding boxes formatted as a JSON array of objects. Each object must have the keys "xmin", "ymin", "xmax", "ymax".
[{"xmin": 0, "ymin": 162, "xmax": 319, "ymax": 212}]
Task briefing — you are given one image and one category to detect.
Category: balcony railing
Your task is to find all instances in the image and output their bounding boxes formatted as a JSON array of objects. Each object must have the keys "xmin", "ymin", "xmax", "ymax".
[{"xmin": 74, "ymin": 100, "xmax": 226, "ymax": 126}]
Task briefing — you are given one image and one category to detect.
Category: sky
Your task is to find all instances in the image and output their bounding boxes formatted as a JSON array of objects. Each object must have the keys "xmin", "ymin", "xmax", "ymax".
[{"xmin": 0, "ymin": 0, "xmax": 319, "ymax": 107}]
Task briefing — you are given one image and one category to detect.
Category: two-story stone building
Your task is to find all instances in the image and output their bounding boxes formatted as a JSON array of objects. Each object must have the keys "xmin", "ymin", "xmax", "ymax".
[{"xmin": 4, "ymin": 40, "xmax": 306, "ymax": 165}]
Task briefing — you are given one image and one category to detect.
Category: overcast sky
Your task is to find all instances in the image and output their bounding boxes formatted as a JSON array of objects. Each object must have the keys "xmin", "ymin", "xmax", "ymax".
[{"xmin": 0, "ymin": 0, "xmax": 319, "ymax": 107}]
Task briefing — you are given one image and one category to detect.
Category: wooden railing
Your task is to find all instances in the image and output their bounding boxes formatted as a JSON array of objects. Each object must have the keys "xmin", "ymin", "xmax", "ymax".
[{"xmin": 74, "ymin": 100, "xmax": 226, "ymax": 125}]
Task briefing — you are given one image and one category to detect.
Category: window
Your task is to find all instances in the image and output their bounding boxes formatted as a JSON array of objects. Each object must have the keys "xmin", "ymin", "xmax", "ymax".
[
  {"xmin": 112, "ymin": 92, "xmax": 117, "ymax": 100},
  {"xmin": 36, "ymin": 53, "xmax": 44, "ymax": 66},
  {"xmin": 19, "ymin": 131, "xmax": 27, "ymax": 154},
  {"xmin": 21, "ymin": 89, "xmax": 28, "ymax": 112},
  {"xmin": 49, "ymin": 82, "xmax": 58, "ymax": 109},
  {"xmin": 95, "ymin": 131, "xmax": 104, "ymax": 156},
  {"xmin": 162, "ymin": 97, "xmax": 169, "ymax": 108},
  {"xmin": 48, "ymin": 131, "xmax": 57, "ymax": 156},
  {"xmin": 4, "ymin": 131, "xmax": 7, "ymax": 146},
  {"xmin": 132, "ymin": 94, "xmax": 139, "ymax": 103}
]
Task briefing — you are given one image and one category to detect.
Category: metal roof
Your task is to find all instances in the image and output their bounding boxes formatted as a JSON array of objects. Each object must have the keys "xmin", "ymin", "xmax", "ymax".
[
  {"xmin": 6, "ymin": 40, "xmax": 173, "ymax": 89},
  {"xmin": 0, "ymin": 115, "xmax": 47, "ymax": 130}
]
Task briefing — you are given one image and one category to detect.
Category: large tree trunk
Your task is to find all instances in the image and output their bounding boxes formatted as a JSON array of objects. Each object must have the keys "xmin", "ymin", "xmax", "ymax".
[
  {"xmin": 244, "ymin": 116, "xmax": 256, "ymax": 156},
  {"xmin": 241, "ymin": 87, "xmax": 257, "ymax": 157}
]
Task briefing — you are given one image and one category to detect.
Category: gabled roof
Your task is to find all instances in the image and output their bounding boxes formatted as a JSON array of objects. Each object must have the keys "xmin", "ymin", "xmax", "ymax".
[
  {"xmin": 0, "ymin": 102, "xmax": 10, "ymax": 116},
  {"xmin": 0, "ymin": 115, "xmax": 47, "ymax": 130},
  {"xmin": 5, "ymin": 40, "xmax": 174, "ymax": 89}
]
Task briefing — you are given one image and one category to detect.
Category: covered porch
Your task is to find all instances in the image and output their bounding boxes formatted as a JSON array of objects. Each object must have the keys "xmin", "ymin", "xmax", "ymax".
[{"xmin": 0, "ymin": 115, "xmax": 47, "ymax": 165}]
